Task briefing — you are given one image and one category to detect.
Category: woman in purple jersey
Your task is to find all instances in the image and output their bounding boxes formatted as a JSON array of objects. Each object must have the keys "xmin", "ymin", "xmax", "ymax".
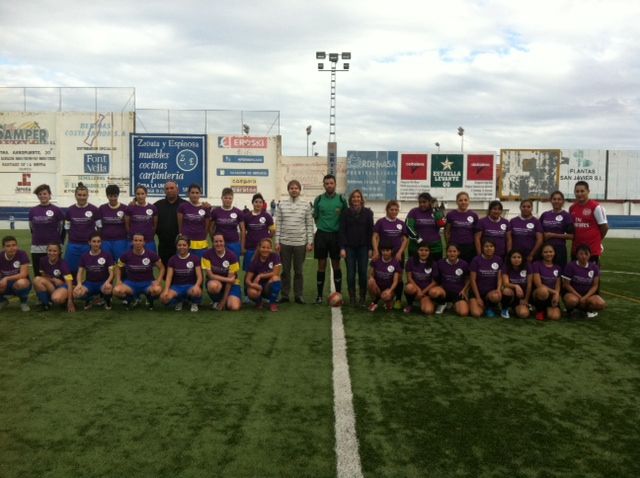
[
  {"xmin": 113, "ymin": 233, "xmax": 164, "ymax": 310},
  {"xmin": 367, "ymin": 243, "xmax": 401, "ymax": 312},
  {"xmin": 507, "ymin": 199, "xmax": 543, "ymax": 262},
  {"xmin": 372, "ymin": 200, "xmax": 409, "ymax": 309},
  {"xmin": 531, "ymin": 243, "xmax": 562, "ymax": 321},
  {"xmin": 540, "ymin": 191, "xmax": 574, "ymax": 267},
  {"xmin": 33, "ymin": 243, "xmax": 75, "ymax": 312},
  {"xmin": 0, "ymin": 236, "xmax": 32, "ymax": 312},
  {"xmin": 403, "ymin": 244, "xmax": 439, "ymax": 315},
  {"xmin": 126, "ymin": 185, "xmax": 158, "ymax": 252},
  {"xmin": 99, "ymin": 184, "xmax": 129, "ymax": 262},
  {"xmin": 500, "ymin": 249, "xmax": 532, "ymax": 319},
  {"xmin": 245, "ymin": 238, "xmax": 282, "ymax": 312},
  {"xmin": 474, "ymin": 200, "xmax": 511, "ymax": 258},
  {"xmin": 73, "ymin": 233, "xmax": 115, "ymax": 311},
  {"xmin": 29, "ymin": 184, "xmax": 64, "ymax": 275},
  {"xmin": 469, "ymin": 239, "xmax": 503, "ymax": 318},
  {"xmin": 161, "ymin": 235, "xmax": 203, "ymax": 312},
  {"xmin": 64, "ymin": 182, "xmax": 101, "ymax": 278},
  {"xmin": 562, "ymin": 244, "xmax": 606, "ymax": 318},
  {"xmin": 431, "ymin": 244, "xmax": 470, "ymax": 316},
  {"xmin": 210, "ymin": 187, "xmax": 245, "ymax": 259},
  {"xmin": 177, "ymin": 184, "xmax": 210, "ymax": 258},
  {"xmin": 202, "ymin": 233, "xmax": 242, "ymax": 312},
  {"xmin": 242, "ymin": 193, "xmax": 275, "ymax": 272},
  {"xmin": 445, "ymin": 191, "xmax": 478, "ymax": 263}
]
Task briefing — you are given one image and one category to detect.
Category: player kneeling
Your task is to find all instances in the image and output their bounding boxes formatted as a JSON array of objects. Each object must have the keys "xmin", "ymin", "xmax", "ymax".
[
  {"xmin": 202, "ymin": 233, "xmax": 242, "ymax": 312},
  {"xmin": 403, "ymin": 244, "xmax": 439, "ymax": 315},
  {"xmin": 500, "ymin": 250, "xmax": 532, "ymax": 319},
  {"xmin": 367, "ymin": 243, "xmax": 401, "ymax": 312},
  {"xmin": 113, "ymin": 233, "xmax": 164, "ymax": 310},
  {"xmin": 160, "ymin": 235, "xmax": 203, "ymax": 312},
  {"xmin": 0, "ymin": 235, "xmax": 32, "ymax": 312},
  {"xmin": 430, "ymin": 244, "xmax": 470, "ymax": 317},
  {"xmin": 531, "ymin": 244, "xmax": 562, "ymax": 321},
  {"xmin": 245, "ymin": 238, "xmax": 282, "ymax": 312},
  {"xmin": 73, "ymin": 233, "xmax": 115, "ymax": 310},
  {"xmin": 33, "ymin": 243, "xmax": 75, "ymax": 313},
  {"xmin": 562, "ymin": 245, "xmax": 606, "ymax": 318}
]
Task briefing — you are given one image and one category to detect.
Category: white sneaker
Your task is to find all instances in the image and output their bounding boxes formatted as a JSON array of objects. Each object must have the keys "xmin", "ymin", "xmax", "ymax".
[
  {"xmin": 20, "ymin": 303, "xmax": 30, "ymax": 312},
  {"xmin": 435, "ymin": 303, "xmax": 447, "ymax": 315},
  {"xmin": 586, "ymin": 311, "xmax": 599, "ymax": 318},
  {"xmin": 211, "ymin": 302, "xmax": 219, "ymax": 310},
  {"xmin": 190, "ymin": 303, "xmax": 199, "ymax": 312},
  {"xmin": 500, "ymin": 308, "xmax": 510, "ymax": 319},
  {"xmin": 174, "ymin": 302, "xmax": 183, "ymax": 311}
]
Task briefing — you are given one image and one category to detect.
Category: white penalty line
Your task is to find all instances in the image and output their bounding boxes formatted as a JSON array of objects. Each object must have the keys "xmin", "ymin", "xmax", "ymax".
[
  {"xmin": 330, "ymin": 272, "xmax": 364, "ymax": 478},
  {"xmin": 602, "ymin": 270, "xmax": 640, "ymax": 276}
]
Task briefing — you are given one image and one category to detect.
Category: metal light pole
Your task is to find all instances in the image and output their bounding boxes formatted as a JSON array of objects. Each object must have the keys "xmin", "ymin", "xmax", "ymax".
[
  {"xmin": 435, "ymin": 142, "xmax": 440, "ymax": 152},
  {"xmin": 317, "ymin": 51, "xmax": 351, "ymax": 175},
  {"xmin": 306, "ymin": 125, "xmax": 312, "ymax": 156},
  {"xmin": 312, "ymin": 140, "xmax": 317, "ymax": 156},
  {"xmin": 457, "ymin": 126, "xmax": 464, "ymax": 152}
]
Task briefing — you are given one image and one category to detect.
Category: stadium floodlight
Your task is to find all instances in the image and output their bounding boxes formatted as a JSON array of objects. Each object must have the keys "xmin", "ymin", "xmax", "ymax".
[
  {"xmin": 457, "ymin": 126, "xmax": 464, "ymax": 136},
  {"xmin": 435, "ymin": 142, "xmax": 440, "ymax": 151},
  {"xmin": 318, "ymin": 63, "xmax": 324, "ymax": 70},
  {"xmin": 329, "ymin": 53, "xmax": 339, "ymax": 62},
  {"xmin": 306, "ymin": 125, "xmax": 312, "ymax": 156},
  {"xmin": 343, "ymin": 63, "xmax": 349, "ymax": 70},
  {"xmin": 316, "ymin": 51, "xmax": 326, "ymax": 59},
  {"xmin": 341, "ymin": 52, "xmax": 351, "ymax": 60},
  {"xmin": 243, "ymin": 124, "xmax": 250, "ymax": 135},
  {"xmin": 457, "ymin": 127, "xmax": 464, "ymax": 151}
]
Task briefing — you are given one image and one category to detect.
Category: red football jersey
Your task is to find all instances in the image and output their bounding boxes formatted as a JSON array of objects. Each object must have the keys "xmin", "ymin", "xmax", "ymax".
[{"xmin": 569, "ymin": 199, "xmax": 607, "ymax": 256}]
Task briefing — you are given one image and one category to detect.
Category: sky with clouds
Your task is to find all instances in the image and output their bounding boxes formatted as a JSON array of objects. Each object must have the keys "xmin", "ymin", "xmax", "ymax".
[{"xmin": 1, "ymin": 0, "xmax": 639, "ymax": 156}]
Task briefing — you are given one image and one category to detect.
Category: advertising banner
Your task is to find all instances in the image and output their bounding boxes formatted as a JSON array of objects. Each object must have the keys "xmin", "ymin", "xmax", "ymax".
[
  {"xmin": 346, "ymin": 151, "xmax": 398, "ymax": 201},
  {"xmin": 607, "ymin": 150, "xmax": 640, "ymax": 200},
  {"xmin": 0, "ymin": 112, "xmax": 57, "ymax": 173},
  {"xmin": 431, "ymin": 153, "xmax": 464, "ymax": 189},
  {"xmin": 278, "ymin": 155, "xmax": 347, "ymax": 199},
  {"xmin": 465, "ymin": 153, "xmax": 495, "ymax": 200},
  {"xmin": 398, "ymin": 153, "xmax": 428, "ymax": 201},
  {"xmin": 130, "ymin": 134, "xmax": 207, "ymax": 197},
  {"xmin": 559, "ymin": 149, "xmax": 607, "ymax": 199},
  {"xmin": 499, "ymin": 149, "xmax": 561, "ymax": 200}
]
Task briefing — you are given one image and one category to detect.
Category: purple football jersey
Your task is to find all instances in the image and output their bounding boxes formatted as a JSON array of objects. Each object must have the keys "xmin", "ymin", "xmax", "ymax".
[
  {"xmin": 374, "ymin": 217, "xmax": 409, "ymax": 253},
  {"xmin": 79, "ymin": 250, "xmax": 114, "ymax": 283},
  {"xmin": 244, "ymin": 211, "xmax": 274, "ymax": 250},
  {"xmin": 477, "ymin": 217, "xmax": 510, "ymax": 257},
  {"xmin": 532, "ymin": 261, "xmax": 561, "ymax": 289},
  {"xmin": 29, "ymin": 204, "xmax": 64, "ymax": 246},
  {"xmin": 126, "ymin": 203, "xmax": 157, "ymax": 242},
  {"xmin": 168, "ymin": 253, "xmax": 201, "ymax": 285},
  {"xmin": 99, "ymin": 204, "xmax": 128, "ymax": 241},
  {"xmin": 371, "ymin": 257, "xmax": 402, "ymax": 290},
  {"xmin": 0, "ymin": 250, "xmax": 30, "ymax": 278},
  {"xmin": 406, "ymin": 207, "xmax": 441, "ymax": 244},
  {"xmin": 39, "ymin": 256, "xmax": 72, "ymax": 281},
  {"xmin": 178, "ymin": 202, "xmax": 210, "ymax": 242},
  {"xmin": 405, "ymin": 258, "xmax": 437, "ymax": 289},
  {"xmin": 247, "ymin": 252, "xmax": 281, "ymax": 276},
  {"xmin": 510, "ymin": 216, "xmax": 542, "ymax": 256},
  {"xmin": 540, "ymin": 210, "xmax": 573, "ymax": 247},
  {"xmin": 66, "ymin": 204, "xmax": 101, "ymax": 243},
  {"xmin": 562, "ymin": 261, "xmax": 599, "ymax": 296},
  {"xmin": 502, "ymin": 262, "xmax": 531, "ymax": 287},
  {"xmin": 470, "ymin": 255, "xmax": 503, "ymax": 296},
  {"xmin": 211, "ymin": 207, "xmax": 243, "ymax": 243},
  {"xmin": 446, "ymin": 209, "xmax": 478, "ymax": 245},
  {"xmin": 118, "ymin": 249, "xmax": 160, "ymax": 282},
  {"xmin": 202, "ymin": 248, "xmax": 240, "ymax": 278},
  {"xmin": 436, "ymin": 258, "xmax": 469, "ymax": 294}
]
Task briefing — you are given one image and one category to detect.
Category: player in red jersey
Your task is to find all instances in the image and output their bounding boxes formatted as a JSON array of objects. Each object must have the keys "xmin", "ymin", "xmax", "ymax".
[{"xmin": 569, "ymin": 181, "xmax": 608, "ymax": 263}]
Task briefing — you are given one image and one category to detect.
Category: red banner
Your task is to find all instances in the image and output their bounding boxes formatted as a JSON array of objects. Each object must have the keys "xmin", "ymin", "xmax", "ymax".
[
  {"xmin": 467, "ymin": 154, "xmax": 494, "ymax": 181},
  {"xmin": 400, "ymin": 154, "xmax": 427, "ymax": 180}
]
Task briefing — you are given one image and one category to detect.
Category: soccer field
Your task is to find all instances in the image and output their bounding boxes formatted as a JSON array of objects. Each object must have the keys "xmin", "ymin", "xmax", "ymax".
[{"xmin": 1, "ymin": 230, "xmax": 639, "ymax": 477}]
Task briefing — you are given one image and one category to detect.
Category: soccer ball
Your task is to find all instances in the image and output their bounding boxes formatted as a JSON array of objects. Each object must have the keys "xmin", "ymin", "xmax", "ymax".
[{"xmin": 328, "ymin": 292, "xmax": 343, "ymax": 307}]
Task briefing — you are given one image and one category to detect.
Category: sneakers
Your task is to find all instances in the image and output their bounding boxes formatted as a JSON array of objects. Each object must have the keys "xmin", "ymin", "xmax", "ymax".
[
  {"xmin": 435, "ymin": 303, "xmax": 447, "ymax": 315},
  {"xmin": 368, "ymin": 302, "xmax": 378, "ymax": 312},
  {"xmin": 20, "ymin": 302, "xmax": 30, "ymax": 312},
  {"xmin": 295, "ymin": 297, "xmax": 305, "ymax": 304},
  {"xmin": 242, "ymin": 295, "xmax": 252, "ymax": 304},
  {"xmin": 393, "ymin": 300, "xmax": 403, "ymax": 310},
  {"xmin": 385, "ymin": 302, "xmax": 394, "ymax": 311},
  {"xmin": 500, "ymin": 308, "xmax": 510, "ymax": 319},
  {"xmin": 269, "ymin": 303, "xmax": 279, "ymax": 312},
  {"xmin": 315, "ymin": 296, "xmax": 323, "ymax": 305},
  {"xmin": 175, "ymin": 302, "xmax": 184, "ymax": 311},
  {"xmin": 535, "ymin": 311, "xmax": 545, "ymax": 321},
  {"xmin": 586, "ymin": 311, "xmax": 599, "ymax": 318},
  {"xmin": 190, "ymin": 303, "xmax": 199, "ymax": 313},
  {"xmin": 485, "ymin": 308, "xmax": 497, "ymax": 318},
  {"xmin": 403, "ymin": 306, "xmax": 413, "ymax": 314}
]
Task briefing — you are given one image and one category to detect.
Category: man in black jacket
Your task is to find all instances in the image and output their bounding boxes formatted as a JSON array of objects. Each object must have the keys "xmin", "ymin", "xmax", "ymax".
[{"xmin": 154, "ymin": 181, "xmax": 186, "ymax": 266}]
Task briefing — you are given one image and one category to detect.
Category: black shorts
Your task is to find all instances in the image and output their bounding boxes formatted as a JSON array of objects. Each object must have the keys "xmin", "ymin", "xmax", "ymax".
[
  {"xmin": 445, "ymin": 291, "xmax": 466, "ymax": 303},
  {"xmin": 314, "ymin": 230, "xmax": 341, "ymax": 260}
]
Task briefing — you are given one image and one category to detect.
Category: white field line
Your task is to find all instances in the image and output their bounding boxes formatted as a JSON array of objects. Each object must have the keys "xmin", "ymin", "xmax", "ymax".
[
  {"xmin": 601, "ymin": 270, "xmax": 640, "ymax": 276},
  {"xmin": 330, "ymin": 270, "xmax": 364, "ymax": 478}
]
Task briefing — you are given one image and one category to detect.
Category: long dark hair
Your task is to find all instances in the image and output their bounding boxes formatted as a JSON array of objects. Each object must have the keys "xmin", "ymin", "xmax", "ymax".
[
  {"xmin": 412, "ymin": 243, "xmax": 433, "ymax": 267},
  {"xmin": 505, "ymin": 249, "xmax": 526, "ymax": 273}
]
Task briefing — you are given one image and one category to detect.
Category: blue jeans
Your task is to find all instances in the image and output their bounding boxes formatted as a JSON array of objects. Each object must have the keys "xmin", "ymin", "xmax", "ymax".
[{"xmin": 345, "ymin": 246, "xmax": 369, "ymax": 297}]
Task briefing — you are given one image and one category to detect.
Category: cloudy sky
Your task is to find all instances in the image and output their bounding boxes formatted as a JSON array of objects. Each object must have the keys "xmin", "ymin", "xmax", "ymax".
[{"xmin": 1, "ymin": 0, "xmax": 639, "ymax": 156}]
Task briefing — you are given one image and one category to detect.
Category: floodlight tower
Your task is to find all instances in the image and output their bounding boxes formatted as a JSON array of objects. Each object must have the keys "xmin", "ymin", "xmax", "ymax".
[{"xmin": 316, "ymin": 51, "xmax": 351, "ymax": 175}]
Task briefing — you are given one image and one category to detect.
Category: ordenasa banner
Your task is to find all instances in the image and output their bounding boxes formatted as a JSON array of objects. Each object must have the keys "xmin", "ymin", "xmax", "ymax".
[{"xmin": 130, "ymin": 134, "xmax": 207, "ymax": 197}]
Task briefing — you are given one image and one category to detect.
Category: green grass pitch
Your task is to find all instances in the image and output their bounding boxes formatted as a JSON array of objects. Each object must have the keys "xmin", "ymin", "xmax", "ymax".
[{"xmin": 1, "ymin": 229, "xmax": 639, "ymax": 477}]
